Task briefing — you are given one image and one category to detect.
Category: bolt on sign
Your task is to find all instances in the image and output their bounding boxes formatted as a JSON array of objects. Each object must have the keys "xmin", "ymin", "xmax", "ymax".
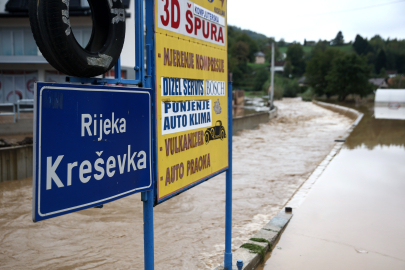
[{"xmin": 155, "ymin": 0, "xmax": 228, "ymax": 203}]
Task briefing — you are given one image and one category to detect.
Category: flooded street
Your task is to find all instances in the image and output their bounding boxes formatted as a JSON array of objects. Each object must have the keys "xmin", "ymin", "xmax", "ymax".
[
  {"xmin": 0, "ymin": 99, "xmax": 353, "ymax": 269},
  {"xmin": 264, "ymin": 102, "xmax": 405, "ymax": 270}
]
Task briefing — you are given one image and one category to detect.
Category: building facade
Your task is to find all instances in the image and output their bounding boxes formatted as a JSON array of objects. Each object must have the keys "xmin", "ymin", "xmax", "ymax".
[{"xmin": 0, "ymin": 0, "xmax": 135, "ymax": 104}]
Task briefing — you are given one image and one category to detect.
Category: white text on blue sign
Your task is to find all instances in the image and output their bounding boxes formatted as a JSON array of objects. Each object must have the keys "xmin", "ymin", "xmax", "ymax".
[
  {"xmin": 161, "ymin": 100, "xmax": 212, "ymax": 135},
  {"xmin": 161, "ymin": 77, "xmax": 204, "ymax": 96}
]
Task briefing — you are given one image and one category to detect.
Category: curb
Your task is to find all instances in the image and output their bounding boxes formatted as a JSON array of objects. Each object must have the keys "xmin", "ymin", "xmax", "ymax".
[
  {"xmin": 214, "ymin": 101, "xmax": 363, "ymax": 270},
  {"xmin": 214, "ymin": 210, "xmax": 292, "ymax": 270}
]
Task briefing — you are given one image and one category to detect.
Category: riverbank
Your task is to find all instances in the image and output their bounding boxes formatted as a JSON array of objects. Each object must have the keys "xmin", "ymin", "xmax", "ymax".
[{"xmin": 0, "ymin": 98, "xmax": 353, "ymax": 269}]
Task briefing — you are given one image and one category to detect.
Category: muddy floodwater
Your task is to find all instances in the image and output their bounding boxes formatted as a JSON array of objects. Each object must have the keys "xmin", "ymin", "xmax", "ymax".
[
  {"xmin": 0, "ymin": 99, "xmax": 353, "ymax": 269},
  {"xmin": 262, "ymin": 101, "xmax": 405, "ymax": 270}
]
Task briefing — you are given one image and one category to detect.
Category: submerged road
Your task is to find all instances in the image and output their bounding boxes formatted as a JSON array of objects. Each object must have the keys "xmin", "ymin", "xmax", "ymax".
[
  {"xmin": 0, "ymin": 98, "xmax": 353, "ymax": 269},
  {"xmin": 263, "ymin": 102, "xmax": 405, "ymax": 270}
]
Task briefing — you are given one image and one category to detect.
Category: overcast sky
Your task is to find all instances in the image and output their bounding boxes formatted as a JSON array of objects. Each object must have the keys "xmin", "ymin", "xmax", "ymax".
[{"xmin": 228, "ymin": 0, "xmax": 405, "ymax": 43}]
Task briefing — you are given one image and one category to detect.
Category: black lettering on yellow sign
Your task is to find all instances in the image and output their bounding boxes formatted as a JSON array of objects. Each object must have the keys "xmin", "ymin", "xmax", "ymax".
[
  {"xmin": 163, "ymin": 47, "xmax": 224, "ymax": 73},
  {"xmin": 165, "ymin": 130, "xmax": 204, "ymax": 156},
  {"xmin": 164, "ymin": 153, "xmax": 211, "ymax": 186}
]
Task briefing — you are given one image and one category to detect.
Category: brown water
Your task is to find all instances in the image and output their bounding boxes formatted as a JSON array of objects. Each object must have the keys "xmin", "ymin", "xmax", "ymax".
[
  {"xmin": 262, "ymin": 101, "xmax": 405, "ymax": 270},
  {"xmin": 0, "ymin": 99, "xmax": 353, "ymax": 269}
]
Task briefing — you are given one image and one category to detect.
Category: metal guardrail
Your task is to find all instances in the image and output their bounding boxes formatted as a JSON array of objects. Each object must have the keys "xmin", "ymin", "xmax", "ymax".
[
  {"xmin": 0, "ymin": 103, "xmax": 16, "ymax": 123},
  {"xmin": 17, "ymin": 99, "xmax": 34, "ymax": 119}
]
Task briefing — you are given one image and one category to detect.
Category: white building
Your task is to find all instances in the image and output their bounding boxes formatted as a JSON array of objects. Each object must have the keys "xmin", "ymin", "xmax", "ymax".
[{"xmin": 0, "ymin": 0, "xmax": 136, "ymax": 104}]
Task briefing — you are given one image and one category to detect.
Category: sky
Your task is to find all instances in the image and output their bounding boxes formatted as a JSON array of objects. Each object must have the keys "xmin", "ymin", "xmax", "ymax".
[{"xmin": 227, "ymin": 0, "xmax": 405, "ymax": 43}]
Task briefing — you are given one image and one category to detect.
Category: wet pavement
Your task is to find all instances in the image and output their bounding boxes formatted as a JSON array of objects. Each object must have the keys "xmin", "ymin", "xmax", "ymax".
[
  {"xmin": 263, "ymin": 102, "xmax": 405, "ymax": 270},
  {"xmin": 0, "ymin": 98, "xmax": 353, "ymax": 269}
]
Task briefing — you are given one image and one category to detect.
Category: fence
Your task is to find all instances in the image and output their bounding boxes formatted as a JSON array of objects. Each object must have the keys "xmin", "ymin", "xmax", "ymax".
[
  {"xmin": 17, "ymin": 99, "xmax": 34, "ymax": 119},
  {"xmin": 0, "ymin": 103, "xmax": 15, "ymax": 122}
]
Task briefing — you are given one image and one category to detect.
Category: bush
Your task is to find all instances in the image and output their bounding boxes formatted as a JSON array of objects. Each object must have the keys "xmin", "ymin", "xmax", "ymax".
[
  {"xmin": 283, "ymin": 80, "xmax": 299, "ymax": 97},
  {"xmin": 299, "ymin": 87, "xmax": 315, "ymax": 101}
]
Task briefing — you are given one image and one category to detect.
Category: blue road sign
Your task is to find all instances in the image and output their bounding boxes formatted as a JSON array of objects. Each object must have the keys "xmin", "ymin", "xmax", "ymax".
[{"xmin": 33, "ymin": 82, "xmax": 153, "ymax": 222}]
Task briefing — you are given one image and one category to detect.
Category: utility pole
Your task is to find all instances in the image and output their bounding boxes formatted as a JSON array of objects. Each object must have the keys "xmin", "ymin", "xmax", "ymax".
[{"xmin": 270, "ymin": 42, "xmax": 275, "ymax": 109}]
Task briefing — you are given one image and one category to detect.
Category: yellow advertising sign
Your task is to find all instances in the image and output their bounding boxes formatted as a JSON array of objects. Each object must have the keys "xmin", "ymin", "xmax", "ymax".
[{"xmin": 154, "ymin": 0, "xmax": 228, "ymax": 202}]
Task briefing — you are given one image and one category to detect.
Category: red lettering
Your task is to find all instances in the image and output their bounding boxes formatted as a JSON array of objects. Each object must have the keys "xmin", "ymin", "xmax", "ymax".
[
  {"xmin": 185, "ymin": 10, "xmax": 193, "ymax": 34},
  {"xmin": 202, "ymin": 20, "xmax": 210, "ymax": 39},
  {"xmin": 194, "ymin": 17, "xmax": 202, "ymax": 36},
  {"xmin": 171, "ymin": 0, "xmax": 180, "ymax": 29},
  {"xmin": 160, "ymin": 0, "xmax": 169, "ymax": 26},
  {"xmin": 218, "ymin": 27, "xmax": 224, "ymax": 43},
  {"xmin": 211, "ymin": 24, "xmax": 217, "ymax": 41}
]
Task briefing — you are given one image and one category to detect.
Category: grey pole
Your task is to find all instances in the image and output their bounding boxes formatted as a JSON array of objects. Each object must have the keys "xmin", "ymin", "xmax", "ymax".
[{"xmin": 270, "ymin": 43, "xmax": 275, "ymax": 109}]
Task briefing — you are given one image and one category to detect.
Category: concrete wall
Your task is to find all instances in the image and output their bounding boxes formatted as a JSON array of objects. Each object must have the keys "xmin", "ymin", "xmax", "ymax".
[
  {"xmin": 313, "ymin": 101, "xmax": 359, "ymax": 121},
  {"xmin": 233, "ymin": 107, "xmax": 277, "ymax": 135},
  {"xmin": 0, "ymin": 119, "xmax": 33, "ymax": 136},
  {"xmin": 0, "ymin": 145, "xmax": 33, "ymax": 182}
]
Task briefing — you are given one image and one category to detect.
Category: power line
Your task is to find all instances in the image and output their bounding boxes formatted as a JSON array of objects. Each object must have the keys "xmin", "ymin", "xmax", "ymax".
[{"xmin": 301, "ymin": 0, "xmax": 405, "ymax": 17}]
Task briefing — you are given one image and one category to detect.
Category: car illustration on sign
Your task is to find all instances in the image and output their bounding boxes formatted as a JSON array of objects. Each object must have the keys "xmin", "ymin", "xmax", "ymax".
[{"xmin": 205, "ymin": 120, "xmax": 226, "ymax": 144}]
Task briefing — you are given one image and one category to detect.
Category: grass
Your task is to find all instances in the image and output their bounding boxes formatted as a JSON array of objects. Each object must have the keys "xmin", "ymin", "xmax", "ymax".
[
  {"xmin": 250, "ymin": 238, "xmax": 272, "ymax": 251},
  {"xmin": 240, "ymin": 238, "xmax": 273, "ymax": 262},
  {"xmin": 248, "ymin": 62, "xmax": 269, "ymax": 70},
  {"xmin": 240, "ymin": 243, "xmax": 266, "ymax": 262}
]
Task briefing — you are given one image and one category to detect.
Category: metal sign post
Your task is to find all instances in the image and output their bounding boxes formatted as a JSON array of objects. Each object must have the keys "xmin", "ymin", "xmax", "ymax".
[
  {"xmin": 225, "ymin": 81, "xmax": 233, "ymax": 269},
  {"xmin": 33, "ymin": 0, "xmax": 232, "ymax": 268}
]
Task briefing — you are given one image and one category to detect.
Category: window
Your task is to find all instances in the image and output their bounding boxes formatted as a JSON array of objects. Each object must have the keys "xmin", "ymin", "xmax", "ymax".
[
  {"xmin": 0, "ymin": 28, "xmax": 38, "ymax": 56},
  {"xmin": 71, "ymin": 27, "xmax": 92, "ymax": 48},
  {"xmin": 0, "ymin": 70, "xmax": 38, "ymax": 104},
  {"xmin": 81, "ymin": 0, "xmax": 89, "ymax": 8}
]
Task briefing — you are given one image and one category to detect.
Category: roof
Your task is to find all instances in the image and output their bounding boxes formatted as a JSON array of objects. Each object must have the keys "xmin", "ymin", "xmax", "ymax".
[
  {"xmin": 297, "ymin": 76, "xmax": 307, "ymax": 84},
  {"xmin": 369, "ymin": 78, "xmax": 388, "ymax": 88},
  {"xmin": 375, "ymin": 89, "xmax": 405, "ymax": 103},
  {"xmin": 254, "ymin": 52, "xmax": 265, "ymax": 57},
  {"xmin": 275, "ymin": 61, "xmax": 285, "ymax": 67},
  {"xmin": 1, "ymin": 0, "xmax": 130, "ymax": 17}
]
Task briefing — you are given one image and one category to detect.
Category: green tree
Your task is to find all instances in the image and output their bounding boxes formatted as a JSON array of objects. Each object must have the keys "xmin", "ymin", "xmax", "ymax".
[
  {"xmin": 353, "ymin": 34, "xmax": 370, "ymax": 55},
  {"xmin": 277, "ymin": 38, "xmax": 286, "ymax": 47},
  {"xmin": 326, "ymin": 54, "xmax": 372, "ymax": 101},
  {"xmin": 231, "ymin": 41, "xmax": 250, "ymax": 63},
  {"xmin": 264, "ymin": 44, "xmax": 282, "ymax": 62},
  {"xmin": 286, "ymin": 43, "xmax": 305, "ymax": 77},
  {"xmin": 283, "ymin": 61, "xmax": 293, "ymax": 77},
  {"xmin": 235, "ymin": 33, "xmax": 259, "ymax": 62},
  {"xmin": 305, "ymin": 46, "xmax": 343, "ymax": 97},
  {"xmin": 375, "ymin": 49, "xmax": 387, "ymax": 74},
  {"xmin": 388, "ymin": 75, "xmax": 405, "ymax": 88},
  {"xmin": 331, "ymin": 31, "xmax": 344, "ymax": 46},
  {"xmin": 253, "ymin": 68, "xmax": 269, "ymax": 91}
]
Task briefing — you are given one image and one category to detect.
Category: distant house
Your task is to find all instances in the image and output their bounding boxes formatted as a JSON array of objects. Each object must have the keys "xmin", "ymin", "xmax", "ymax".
[
  {"xmin": 369, "ymin": 78, "xmax": 388, "ymax": 88},
  {"xmin": 386, "ymin": 70, "xmax": 398, "ymax": 78},
  {"xmin": 254, "ymin": 52, "xmax": 265, "ymax": 64},
  {"xmin": 274, "ymin": 61, "xmax": 285, "ymax": 72}
]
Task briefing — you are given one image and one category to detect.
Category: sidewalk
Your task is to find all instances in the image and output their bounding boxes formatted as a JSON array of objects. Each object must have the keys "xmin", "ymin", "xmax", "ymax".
[{"xmin": 263, "ymin": 141, "xmax": 405, "ymax": 269}]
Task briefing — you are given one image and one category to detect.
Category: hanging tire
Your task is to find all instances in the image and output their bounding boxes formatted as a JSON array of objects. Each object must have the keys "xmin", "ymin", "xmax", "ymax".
[{"xmin": 29, "ymin": 0, "xmax": 126, "ymax": 78}]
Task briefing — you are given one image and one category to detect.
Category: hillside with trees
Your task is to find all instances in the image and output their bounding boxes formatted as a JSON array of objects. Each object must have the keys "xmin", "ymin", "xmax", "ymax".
[{"xmin": 228, "ymin": 27, "xmax": 405, "ymax": 100}]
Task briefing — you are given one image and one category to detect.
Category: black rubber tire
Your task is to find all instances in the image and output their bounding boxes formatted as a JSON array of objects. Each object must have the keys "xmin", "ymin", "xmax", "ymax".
[{"xmin": 29, "ymin": 0, "xmax": 126, "ymax": 78}]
